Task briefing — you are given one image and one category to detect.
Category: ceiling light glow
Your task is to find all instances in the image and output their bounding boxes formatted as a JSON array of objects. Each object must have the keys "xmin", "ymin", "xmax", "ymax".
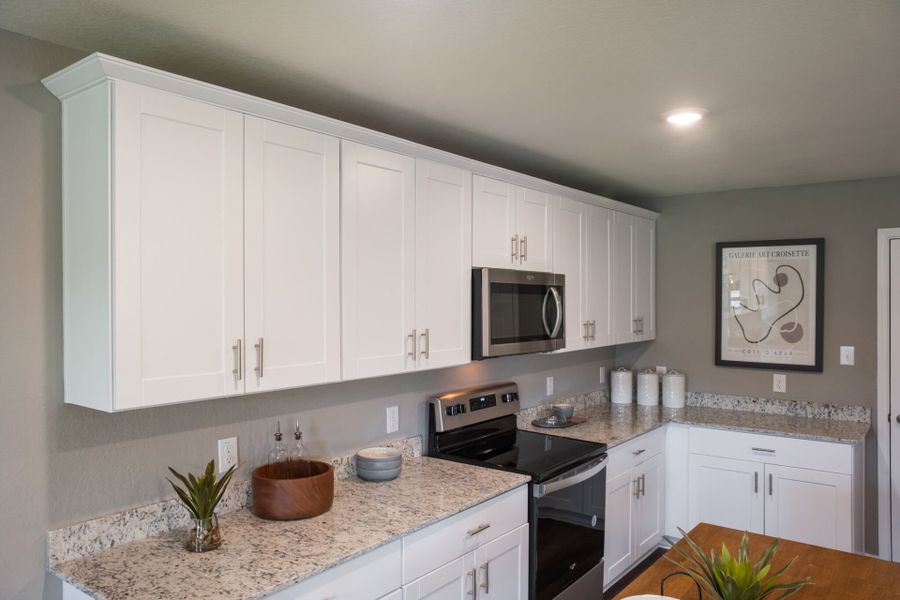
[{"xmin": 664, "ymin": 108, "xmax": 706, "ymax": 126}]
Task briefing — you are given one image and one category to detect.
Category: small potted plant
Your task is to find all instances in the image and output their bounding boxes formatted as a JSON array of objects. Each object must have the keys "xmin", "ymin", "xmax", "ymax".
[
  {"xmin": 167, "ymin": 460, "xmax": 237, "ymax": 552},
  {"xmin": 661, "ymin": 528, "xmax": 812, "ymax": 600}
]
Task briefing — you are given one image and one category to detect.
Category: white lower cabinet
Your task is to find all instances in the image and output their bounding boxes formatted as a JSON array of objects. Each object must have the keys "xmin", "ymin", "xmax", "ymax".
[
  {"xmin": 688, "ymin": 454, "xmax": 765, "ymax": 535},
  {"xmin": 403, "ymin": 552, "xmax": 476, "ymax": 600},
  {"xmin": 604, "ymin": 430, "xmax": 666, "ymax": 589}
]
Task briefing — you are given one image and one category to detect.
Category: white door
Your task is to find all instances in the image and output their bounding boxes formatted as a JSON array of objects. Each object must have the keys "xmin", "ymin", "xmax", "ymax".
[
  {"xmin": 476, "ymin": 524, "xmax": 529, "ymax": 600},
  {"xmin": 634, "ymin": 453, "xmax": 664, "ymax": 558},
  {"xmin": 112, "ymin": 83, "xmax": 244, "ymax": 408},
  {"xmin": 415, "ymin": 160, "xmax": 472, "ymax": 370},
  {"xmin": 764, "ymin": 464, "xmax": 852, "ymax": 551},
  {"xmin": 604, "ymin": 468, "xmax": 637, "ymax": 585},
  {"xmin": 892, "ymin": 238, "xmax": 900, "ymax": 560},
  {"xmin": 341, "ymin": 141, "xmax": 416, "ymax": 379},
  {"xmin": 516, "ymin": 186, "xmax": 553, "ymax": 271},
  {"xmin": 472, "ymin": 175, "xmax": 517, "ymax": 269},
  {"xmin": 611, "ymin": 212, "xmax": 635, "ymax": 345},
  {"xmin": 688, "ymin": 454, "xmax": 764, "ymax": 534},
  {"xmin": 633, "ymin": 216, "xmax": 655, "ymax": 341},
  {"xmin": 244, "ymin": 116, "xmax": 341, "ymax": 392},
  {"xmin": 403, "ymin": 552, "xmax": 476, "ymax": 600},
  {"xmin": 585, "ymin": 205, "xmax": 613, "ymax": 347},
  {"xmin": 554, "ymin": 197, "xmax": 587, "ymax": 351}
]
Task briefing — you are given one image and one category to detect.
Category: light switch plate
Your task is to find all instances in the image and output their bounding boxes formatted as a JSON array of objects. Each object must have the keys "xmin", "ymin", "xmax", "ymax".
[
  {"xmin": 217, "ymin": 437, "xmax": 238, "ymax": 474},
  {"xmin": 773, "ymin": 373, "xmax": 787, "ymax": 393},
  {"xmin": 386, "ymin": 406, "xmax": 399, "ymax": 434},
  {"xmin": 546, "ymin": 376, "xmax": 554, "ymax": 396},
  {"xmin": 840, "ymin": 346, "xmax": 855, "ymax": 366}
]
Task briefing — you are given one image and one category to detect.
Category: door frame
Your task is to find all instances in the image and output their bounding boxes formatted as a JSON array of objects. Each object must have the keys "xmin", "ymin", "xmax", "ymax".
[{"xmin": 876, "ymin": 227, "xmax": 900, "ymax": 560}]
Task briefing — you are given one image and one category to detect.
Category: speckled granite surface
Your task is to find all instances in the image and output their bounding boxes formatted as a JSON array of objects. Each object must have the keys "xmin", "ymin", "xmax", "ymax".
[
  {"xmin": 53, "ymin": 457, "xmax": 529, "ymax": 600},
  {"xmin": 49, "ymin": 435, "xmax": 423, "ymax": 566},
  {"xmin": 686, "ymin": 392, "xmax": 870, "ymax": 422},
  {"xmin": 518, "ymin": 401, "xmax": 870, "ymax": 447}
]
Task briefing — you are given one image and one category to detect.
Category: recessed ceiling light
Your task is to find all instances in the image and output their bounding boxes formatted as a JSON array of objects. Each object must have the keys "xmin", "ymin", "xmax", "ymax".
[{"xmin": 663, "ymin": 108, "xmax": 706, "ymax": 126}]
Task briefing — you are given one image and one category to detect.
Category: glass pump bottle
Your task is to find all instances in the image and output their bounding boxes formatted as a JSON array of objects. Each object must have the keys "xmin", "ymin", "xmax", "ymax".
[
  {"xmin": 289, "ymin": 419, "xmax": 310, "ymax": 478},
  {"xmin": 267, "ymin": 421, "xmax": 288, "ymax": 478}
]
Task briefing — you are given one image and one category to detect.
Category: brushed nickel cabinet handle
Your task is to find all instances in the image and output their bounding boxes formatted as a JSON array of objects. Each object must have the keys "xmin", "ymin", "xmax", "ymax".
[
  {"xmin": 640, "ymin": 474, "xmax": 646, "ymax": 497},
  {"xmin": 632, "ymin": 448, "xmax": 646, "ymax": 457},
  {"xmin": 752, "ymin": 447, "xmax": 776, "ymax": 453},
  {"xmin": 521, "ymin": 235, "xmax": 528, "ymax": 262},
  {"xmin": 232, "ymin": 339, "xmax": 242, "ymax": 381},
  {"xmin": 254, "ymin": 338, "xmax": 264, "ymax": 378},
  {"xmin": 420, "ymin": 328, "xmax": 430, "ymax": 359},
  {"xmin": 769, "ymin": 473, "xmax": 774, "ymax": 496},
  {"xmin": 480, "ymin": 562, "xmax": 490, "ymax": 593},
  {"xmin": 511, "ymin": 235, "xmax": 519, "ymax": 263},
  {"xmin": 467, "ymin": 522, "xmax": 491, "ymax": 536},
  {"xmin": 633, "ymin": 318, "xmax": 639, "ymax": 334},
  {"xmin": 407, "ymin": 329, "xmax": 417, "ymax": 360},
  {"xmin": 754, "ymin": 471, "xmax": 759, "ymax": 494},
  {"xmin": 467, "ymin": 568, "xmax": 476, "ymax": 598},
  {"xmin": 590, "ymin": 320, "xmax": 596, "ymax": 341}
]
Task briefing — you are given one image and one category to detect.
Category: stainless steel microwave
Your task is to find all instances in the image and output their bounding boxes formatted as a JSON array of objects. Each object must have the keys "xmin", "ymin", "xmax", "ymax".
[{"xmin": 472, "ymin": 267, "xmax": 565, "ymax": 359}]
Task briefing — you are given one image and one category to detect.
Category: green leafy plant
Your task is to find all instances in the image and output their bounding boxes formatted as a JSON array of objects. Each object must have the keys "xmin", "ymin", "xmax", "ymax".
[
  {"xmin": 664, "ymin": 527, "xmax": 811, "ymax": 600},
  {"xmin": 167, "ymin": 460, "xmax": 237, "ymax": 521}
]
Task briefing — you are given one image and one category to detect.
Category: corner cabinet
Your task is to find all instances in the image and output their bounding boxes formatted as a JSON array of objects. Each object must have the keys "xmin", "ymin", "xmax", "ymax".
[
  {"xmin": 612, "ymin": 213, "xmax": 655, "ymax": 344},
  {"xmin": 472, "ymin": 175, "xmax": 554, "ymax": 271},
  {"xmin": 341, "ymin": 142, "xmax": 471, "ymax": 380}
]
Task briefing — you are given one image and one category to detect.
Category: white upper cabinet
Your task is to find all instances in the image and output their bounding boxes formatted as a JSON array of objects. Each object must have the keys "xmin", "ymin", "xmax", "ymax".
[
  {"xmin": 585, "ymin": 206, "xmax": 613, "ymax": 346},
  {"xmin": 553, "ymin": 197, "xmax": 587, "ymax": 351},
  {"xmin": 341, "ymin": 141, "xmax": 417, "ymax": 380},
  {"xmin": 415, "ymin": 160, "xmax": 472, "ymax": 371},
  {"xmin": 244, "ymin": 116, "xmax": 341, "ymax": 392},
  {"xmin": 69, "ymin": 81, "xmax": 246, "ymax": 411},
  {"xmin": 473, "ymin": 175, "xmax": 553, "ymax": 271},
  {"xmin": 612, "ymin": 212, "xmax": 655, "ymax": 344}
]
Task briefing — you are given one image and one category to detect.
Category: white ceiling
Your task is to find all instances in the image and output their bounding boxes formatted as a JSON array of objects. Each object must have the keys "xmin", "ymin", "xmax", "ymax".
[{"xmin": 2, "ymin": 0, "xmax": 899, "ymax": 199}]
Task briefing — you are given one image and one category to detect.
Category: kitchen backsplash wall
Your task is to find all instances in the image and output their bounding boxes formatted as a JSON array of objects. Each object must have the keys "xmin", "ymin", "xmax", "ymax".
[{"xmin": 0, "ymin": 28, "xmax": 615, "ymax": 599}]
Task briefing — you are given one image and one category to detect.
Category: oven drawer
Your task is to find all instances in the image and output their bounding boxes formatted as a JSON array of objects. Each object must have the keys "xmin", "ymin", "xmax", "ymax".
[
  {"xmin": 402, "ymin": 485, "xmax": 528, "ymax": 583},
  {"xmin": 608, "ymin": 425, "xmax": 666, "ymax": 478}
]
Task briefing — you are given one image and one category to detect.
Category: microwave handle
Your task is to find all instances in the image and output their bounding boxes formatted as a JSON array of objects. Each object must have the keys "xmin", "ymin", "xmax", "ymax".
[
  {"xmin": 542, "ymin": 286, "xmax": 563, "ymax": 339},
  {"xmin": 533, "ymin": 455, "xmax": 607, "ymax": 498}
]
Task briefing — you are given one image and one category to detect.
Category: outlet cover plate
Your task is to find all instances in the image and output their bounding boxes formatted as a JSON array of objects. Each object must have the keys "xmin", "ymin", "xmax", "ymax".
[
  {"xmin": 386, "ymin": 406, "xmax": 399, "ymax": 434},
  {"xmin": 546, "ymin": 376, "xmax": 554, "ymax": 396},
  {"xmin": 840, "ymin": 346, "xmax": 855, "ymax": 366},
  {"xmin": 217, "ymin": 437, "xmax": 238, "ymax": 474},
  {"xmin": 773, "ymin": 373, "xmax": 787, "ymax": 393}
]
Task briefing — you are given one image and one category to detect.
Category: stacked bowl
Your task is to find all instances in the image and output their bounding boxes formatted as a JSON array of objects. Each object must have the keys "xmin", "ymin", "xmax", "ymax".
[{"xmin": 356, "ymin": 447, "xmax": 403, "ymax": 482}]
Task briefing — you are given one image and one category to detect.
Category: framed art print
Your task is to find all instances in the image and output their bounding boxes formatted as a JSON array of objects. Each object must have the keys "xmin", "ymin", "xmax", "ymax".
[{"xmin": 715, "ymin": 239, "xmax": 824, "ymax": 371}]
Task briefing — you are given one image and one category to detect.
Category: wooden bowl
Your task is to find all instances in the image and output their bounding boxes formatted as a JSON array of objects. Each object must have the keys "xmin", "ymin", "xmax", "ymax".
[{"xmin": 251, "ymin": 460, "xmax": 334, "ymax": 521}]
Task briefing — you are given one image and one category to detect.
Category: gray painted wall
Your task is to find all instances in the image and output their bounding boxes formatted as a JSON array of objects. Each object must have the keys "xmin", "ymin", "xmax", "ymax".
[
  {"xmin": 619, "ymin": 177, "xmax": 900, "ymax": 554},
  {"xmin": 0, "ymin": 29, "xmax": 614, "ymax": 599}
]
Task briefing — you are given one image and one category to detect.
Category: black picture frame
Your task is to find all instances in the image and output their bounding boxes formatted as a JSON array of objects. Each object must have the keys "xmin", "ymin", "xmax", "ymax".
[{"xmin": 715, "ymin": 238, "xmax": 824, "ymax": 372}]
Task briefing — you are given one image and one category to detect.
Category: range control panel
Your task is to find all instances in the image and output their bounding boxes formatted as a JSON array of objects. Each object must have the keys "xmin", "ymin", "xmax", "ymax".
[{"xmin": 430, "ymin": 382, "xmax": 520, "ymax": 432}]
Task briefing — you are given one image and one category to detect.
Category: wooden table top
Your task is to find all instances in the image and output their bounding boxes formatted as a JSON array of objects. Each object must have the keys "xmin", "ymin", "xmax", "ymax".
[{"xmin": 613, "ymin": 523, "xmax": 900, "ymax": 599}]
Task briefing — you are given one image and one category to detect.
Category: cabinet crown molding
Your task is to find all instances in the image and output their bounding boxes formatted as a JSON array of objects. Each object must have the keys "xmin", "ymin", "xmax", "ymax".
[{"xmin": 43, "ymin": 52, "xmax": 658, "ymax": 220}]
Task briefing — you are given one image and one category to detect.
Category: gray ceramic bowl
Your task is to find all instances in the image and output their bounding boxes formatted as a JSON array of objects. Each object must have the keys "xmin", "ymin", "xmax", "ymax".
[
  {"xmin": 358, "ymin": 466, "xmax": 401, "ymax": 482},
  {"xmin": 356, "ymin": 447, "xmax": 402, "ymax": 461},
  {"xmin": 356, "ymin": 458, "xmax": 402, "ymax": 470},
  {"xmin": 551, "ymin": 403, "xmax": 575, "ymax": 420}
]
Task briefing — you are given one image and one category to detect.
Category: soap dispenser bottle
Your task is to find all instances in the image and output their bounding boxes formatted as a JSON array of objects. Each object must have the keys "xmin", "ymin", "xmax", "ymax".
[
  {"xmin": 267, "ymin": 421, "xmax": 288, "ymax": 478},
  {"xmin": 289, "ymin": 419, "xmax": 310, "ymax": 478}
]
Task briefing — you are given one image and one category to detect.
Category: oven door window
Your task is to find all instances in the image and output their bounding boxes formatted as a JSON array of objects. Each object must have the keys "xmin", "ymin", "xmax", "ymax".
[
  {"xmin": 534, "ymin": 467, "xmax": 606, "ymax": 600},
  {"xmin": 489, "ymin": 282, "xmax": 563, "ymax": 345}
]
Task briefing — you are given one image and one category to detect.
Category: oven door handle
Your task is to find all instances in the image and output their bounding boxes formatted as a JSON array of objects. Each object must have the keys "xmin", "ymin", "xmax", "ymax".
[
  {"xmin": 541, "ymin": 286, "xmax": 563, "ymax": 339},
  {"xmin": 533, "ymin": 454, "xmax": 607, "ymax": 498}
]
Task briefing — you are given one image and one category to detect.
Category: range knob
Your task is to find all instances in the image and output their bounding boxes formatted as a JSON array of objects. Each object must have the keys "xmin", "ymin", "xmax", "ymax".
[
  {"xmin": 501, "ymin": 392, "xmax": 518, "ymax": 403},
  {"xmin": 445, "ymin": 404, "xmax": 467, "ymax": 416}
]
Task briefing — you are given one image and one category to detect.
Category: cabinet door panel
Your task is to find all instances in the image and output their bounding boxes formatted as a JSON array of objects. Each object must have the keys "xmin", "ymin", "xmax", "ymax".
[
  {"xmin": 585, "ymin": 206, "xmax": 613, "ymax": 346},
  {"xmin": 633, "ymin": 216, "xmax": 655, "ymax": 341},
  {"xmin": 403, "ymin": 552, "xmax": 476, "ymax": 600},
  {"xmin": 688, "ymin": 454, "xmax": 764, "ymax": 534},
  {"xmin": 415, "ymin": 160, "xmax": 471, "ymax": 370},
  {"xmin": 516, "ymin": 186, "xmax": 553, "ymax": 271},
  {"xmin": 634, "ymin": 453, "xmax": 664, "ymax": 558},
  {"xmin": 611, "ymin": 212, "xmax": 635, "ymax": 345},
  {"xmin": 553, "ymin": 197, "xmax": 586, "ymax": 352},
  {"xmin": 113, "ymin": 83, "xmax": 244, "ymax": 408},
  {"xmin": 604, "ymin": 469, "xmax": 637, "ymax": 585},
  {"xmin": 245, "ymin": 117, "xmax": 340, "ymax": 392},
  {"xmin": 764, "ymin": 464, "xmax": 852, "ymax": 550},
  {"xmin": 341, "ymin": 141, "xmax": 416, "ymax": 379},
  {"xmin": 472, "ymin": 175, "xmax": 516, "ymax": 269},
  {"xmin": 477, "ymin": 524, "xmax": 529, "ymax": 600}
]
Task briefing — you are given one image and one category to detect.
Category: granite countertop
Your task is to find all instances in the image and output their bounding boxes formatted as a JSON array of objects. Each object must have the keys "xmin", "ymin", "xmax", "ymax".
[
  {"xmin": 54, "ymin": 457, "xmax": 530, "ymax": 600},
  {"xmin": 518, "ymin": 403, "xmax": 870, "ymax": 448}
]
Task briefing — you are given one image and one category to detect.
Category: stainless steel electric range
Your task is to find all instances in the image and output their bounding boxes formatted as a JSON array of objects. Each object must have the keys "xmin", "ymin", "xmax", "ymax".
[{"xmin": 428, "ymin": 382, "xmax": 608, "ymax": 600}]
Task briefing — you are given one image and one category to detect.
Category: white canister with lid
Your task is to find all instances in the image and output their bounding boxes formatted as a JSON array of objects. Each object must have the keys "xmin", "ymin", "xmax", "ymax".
[
  {"xmin": 610, "ymin": 368, "xmax": 633, "ymax": 404},
  {"xmin": 662, "ymin": 370, "xmax": 687, "ymax": 409},
  {"xmin": 636, "ymin": 369, "xmax": 660, "ymax": 406}
]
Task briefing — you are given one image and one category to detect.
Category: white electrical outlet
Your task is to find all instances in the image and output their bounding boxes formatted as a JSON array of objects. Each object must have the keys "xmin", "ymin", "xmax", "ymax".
[
  {"xmin": 773, "ymin": 373, "xmax": 787, "ymax": 393},
  {"xmin": 386, "ymin": 405, "xmax": 399, "ymax": 433},
  {"xmin": 840, "ymin": 346, "xmax": 855, "ymax": 366},
  {"xmin": 217, "ymin": 437, "xmax": 238, "ymax": 474},
  {"xmin": 656, "ymin": 365, "xmax": 667, "ymax": 375},
  {"xmin": 546, "ymin": 376, "xmax": 554, "ymax": 396}
]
